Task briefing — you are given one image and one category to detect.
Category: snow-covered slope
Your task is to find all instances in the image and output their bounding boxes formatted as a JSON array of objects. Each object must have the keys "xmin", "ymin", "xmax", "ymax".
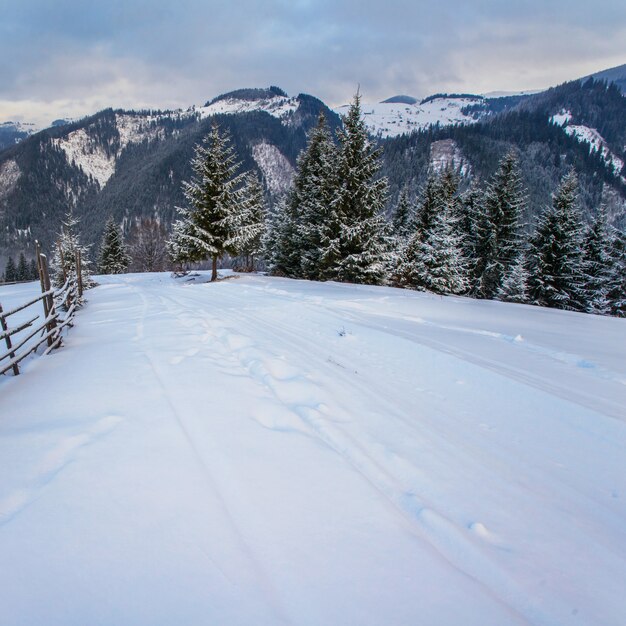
[
  {"xmin": 551, "ymin": 110, "xmax": 625, "ymax": 179},
  {"xmin": 195, "ymin": 94, "xmax": 299, "ymax": 124},
  {"xmin": 334, "ymin": 95, "xmax": 484, "ymax": 138},
  {"xmin": 1, "ymin": 273, "xmax": 625, "ymax": 625},
  {"xmin": 52, "ymin": 113, "xmax": 167, "ymax": 187}
]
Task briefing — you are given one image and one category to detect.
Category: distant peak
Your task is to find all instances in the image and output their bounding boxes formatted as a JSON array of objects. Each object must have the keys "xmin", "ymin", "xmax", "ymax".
[
  {"xmin": 207, "ymin": 86, "xmax": 288, "ymax": 107},
  {"xmin": 381, "ymin": 95, "xmax": 418, "ymax": 105}
]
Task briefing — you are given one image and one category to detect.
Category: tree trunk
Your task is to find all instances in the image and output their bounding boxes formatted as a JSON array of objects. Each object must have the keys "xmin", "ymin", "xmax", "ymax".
[{"xmin": 211, "ymin": 256, "xmax": 218, "ymax": 282}]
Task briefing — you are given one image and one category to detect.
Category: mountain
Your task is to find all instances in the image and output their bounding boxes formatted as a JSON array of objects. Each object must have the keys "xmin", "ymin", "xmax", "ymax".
[
  {"xmin": 585, "ymin": 62, "xmax": 626, "ymax": 93},
  {"xmin": 0, "ymin": 89, "xmax": 341, "ymax": 265},
  {"xmin": 0, "ymin": 121, "xmax": 40, "ymax": 151},
  {"xmin": 0, "ymin": 71, "xmax": 625, "ymax": 268},
  {"xmin": 381, "ymin": 78, "xmax": 626, "ymax": 228}
]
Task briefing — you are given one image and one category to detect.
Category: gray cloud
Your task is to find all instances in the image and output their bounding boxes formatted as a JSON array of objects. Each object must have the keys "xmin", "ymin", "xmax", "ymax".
[{"xmin": 1, "ymin": 0, "xmax": 624, "ymax": 125}]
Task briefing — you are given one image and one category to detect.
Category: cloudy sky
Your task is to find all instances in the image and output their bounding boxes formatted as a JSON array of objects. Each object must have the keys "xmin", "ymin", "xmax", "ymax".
[{"xmin": 1, "ymin": 0, "xmax": 625, "ymax": 126}]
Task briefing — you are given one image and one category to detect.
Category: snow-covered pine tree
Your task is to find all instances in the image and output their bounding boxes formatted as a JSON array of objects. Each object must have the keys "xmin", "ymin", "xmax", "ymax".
[
  {"xmin": 321, "ymin": 92, "xmax": 391, "ymax": 285},
  {"xmin": 473, "ymin": 152, "xmax": 526, "ymax": 299},
  {"xmin": 582, "ymin": 207, "xmax": 613, "ymax": 315},
  {"xmin": 413, "ymin": 173, "xmax": 444, "ymax": 243},
  {"xmin": 167, "ymin": 122, "xmax": 247, "ymax": 281},
  {"xmin": 392, "ymin": 188, "xmax": 414, "ymax": 241},
  {"xmin": 293, "ymin": 112, "xmax": 338, "ymax": 280},
  {"xmin": 527, "ymin": 170, "xmax": 585, "ymax": 311},
  {"xmin": 227, "ymin": 174, "xmax": 266, "ymax": 271},
  {"xmin": 497, "ymin": 252, "xmax": 529, "ymax": 303},
  {"xmin": 397, "ymin": 173, "xmax": 467, "ymax": 295},
  {"xmin": 51, "ymin": 209, "xmax": 93, "ymax": 290},
  {"xmin": 262, "ymin": 195, "xmax": 302, "ymax": 277},
  {"xmin": 99, "ymin": 218, "xmax": 130, "ymax": 275},
  {"xmin": 457, "ymin": 182, "xmax": 482, "ymax": 279},
  {"xmin": 607, "ymin": 229, "xmax": 626, "ymax": 317}
]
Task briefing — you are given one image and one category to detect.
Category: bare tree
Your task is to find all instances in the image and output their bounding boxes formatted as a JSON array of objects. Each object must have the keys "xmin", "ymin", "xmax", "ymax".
[{"xmin": 129, "ymin": 218, "xmax": 170, "ymax": 272}]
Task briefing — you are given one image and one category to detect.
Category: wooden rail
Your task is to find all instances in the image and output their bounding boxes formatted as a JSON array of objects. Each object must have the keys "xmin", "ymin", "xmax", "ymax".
[{"xmin": 0, "ymin": 247, "xmax": 82, "ymax": 377}]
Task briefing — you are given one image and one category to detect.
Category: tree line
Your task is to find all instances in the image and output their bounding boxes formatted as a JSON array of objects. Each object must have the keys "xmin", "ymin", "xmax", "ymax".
[{"xmin": 12, "ymin": 92, "xmax": 623, "ymax": 318}]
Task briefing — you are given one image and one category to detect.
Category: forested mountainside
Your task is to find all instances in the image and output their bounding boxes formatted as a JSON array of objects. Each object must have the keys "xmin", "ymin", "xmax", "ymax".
[
  {"xmin": 0, "ymin": 92, "xmax": 340, "ymax": 264},
  {"xmin": 0, "ymin": 75, "xmax": 624, "ymax": 266},
  {"xmin": 382, "ymin": 79, "xmax": 626, "ymax": 229}
]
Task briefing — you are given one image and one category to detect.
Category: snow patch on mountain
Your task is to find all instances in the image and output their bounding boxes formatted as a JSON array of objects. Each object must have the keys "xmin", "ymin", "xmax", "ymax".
[
  {"xmin": 53, "ymin": 113, "xmax": 166, "ymax": 187},
  {"xmin": 550, "ymin": 110, "xmax": 573, "ymax": 126},
  {"xmin": 335, "ymin": 96, "xmax": 484, "ymax": 138},
  {"xmin": 251, "ymin": 142, "xmax": 294, "ymax": 195},
  {"xmin": 565, "ymin": 125, "xmax": 624, "ymax": 177},
  {"xmin": 0, "ymin": 159, "xmax": 21, "ymax": 200},
  {"xmin": 430, "ymin": 139, "xmax": 471, "ymax": 176},
  {"xmin": 196, "ymin": 95, "xmax": 299, "ymax": 124}
]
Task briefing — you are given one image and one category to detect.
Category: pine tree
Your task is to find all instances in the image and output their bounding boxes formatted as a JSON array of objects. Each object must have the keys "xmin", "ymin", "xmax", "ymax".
[
  {"xmin": 167, "ymin": 123, "xmax": 248, "ymax": 281},
  {"xmin": 457, "ymin": 182, "xmax": 482, "ymax": 280},
  {"xmin": 473, "ymin": 152, "xmax": 526, "ymax": 299},
  {"xmin": 582, "ymin": 208, "xmax": 613, "ymax": 315},
  {"xmin": 99, "ymin": 218, "xmax": 130, "ymax": 275},
  {"xmin": 17, "ymin": 253, "xmax": 29, "ymax": 281},
  {"xmin": 397, "ymin": 175, "xmax": 467, "ymax": 295},
  {"xmin": 413, "ymin": 173, "xmax": 444, "ymax": 243},
  {"xmin": 29, "ymin": 259, "xmax": 38, "ymax": 281},
  {"xmin": 293, "ymin": 112, "xmax": 338, "ymax": 280},
  {"xmin": 527, "ymin": 171, "xmax": 585, "ymax": 311},
  {"xmin": 262, "ymin": 196, "xmax": 301, "ymax": 276},
  {"xmin": 607, "ymin": 230, "xmax": 626, "ymax": 317},
  {"xmin": 227, "ymin": 174, "xmax": 266, "ymax": 271},
  {"xmin": 497, "ymin": 252, "xmax": 529, "ymax": 303},
  {"xmin": 321, "ymin": 92, "xmax": 390, "ymax": 284},
  {"xmin": 392, "ymin": 188, "xmax": 413, "ymax": 240},
  {"xmin": 51, "ymin": 210, "xmax": 93, "ymax": 290},
  {"xmin": 4, "ymin": 256, "xmax": 17, "ymax": 282}
]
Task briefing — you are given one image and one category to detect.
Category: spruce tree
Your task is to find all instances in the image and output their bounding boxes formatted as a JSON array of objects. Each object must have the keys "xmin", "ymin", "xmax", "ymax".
[
  {"xmin": 29, "ymin": 259, "xmax": 38, "ymax": 281},
  {"xmin": 392, "ymin": 188, "xmax": 413, "ymax": 240},
  {"xmin": 227, "ymin": 174, "xmax": 266, "ymax": 271},
  {"xmin": 497, "ymin": 252, "xmax": 529, "ymax": 304},
  {"xmin": 321, "ymin": 92, "xmax": 390, "ymax": 284},
  {"xmin": 4, "ymin": 256, "xmax": 16, "ymax": 282},
  {"xmin": 293, "ymin": 112, "xmax": 338, "ymax": 280},
  {"xmin": 99, "ymin": 218, "xmax": 130, "ymax": 275},
  {"xmin": 527, "ymin": 171, "xmax": 585, "ymax": 311},
  {"xmin": 17, "ymin": 253, "xmax": 29, "ymax": 281},
  {"xmin": 262, "ymin": 196, "xmax": 301, "ymax": 277},
  {"xmin": 607, "ymin": 230, "xmax": 626, "ymax": 317},
  {"xmin": 397, "ymin": 173, "xmax": 467, "ymax": 295},
  {"xmin": 474, "ymin": 152, "xmax": 526, "ymax": 299},
  {"xmin": 582, "ymin": 208, "xmax": 613, "ymax": 315},
  {"xmin": 51, "ymin": 210, "xmax": 93, "ymax": 290},
  {"xmin": 168, "ymin": 122, "xmax": 247, "ymax": 281}
]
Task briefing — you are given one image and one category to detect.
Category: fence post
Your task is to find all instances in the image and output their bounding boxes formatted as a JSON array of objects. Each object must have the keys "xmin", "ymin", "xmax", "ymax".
[
  {"xmin": 0, "ymin": 303, "xmax": 20, "ymax": 376},
  {"xmin": 39, "ymin": 254, "xmax": 58, "ymax": 347},
  {"xmin": 35, "ymin": 242, "xmax": 50, "ymax": 324},
  {"xmin": 75, "ymin": 249, "xmax": 83, "ymax": 298}
]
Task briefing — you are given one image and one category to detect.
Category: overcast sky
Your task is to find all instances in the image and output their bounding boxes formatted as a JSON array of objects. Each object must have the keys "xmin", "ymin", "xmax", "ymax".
[{"xmin": 1, "ymin": 0, "xmax": 625, "ymax": 126}]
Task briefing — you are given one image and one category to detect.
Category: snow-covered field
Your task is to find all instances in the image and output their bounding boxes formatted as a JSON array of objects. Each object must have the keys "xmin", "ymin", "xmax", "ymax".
[{"xmin": 1, "ymin": 272, "xmax": 625, "ymax": 626}]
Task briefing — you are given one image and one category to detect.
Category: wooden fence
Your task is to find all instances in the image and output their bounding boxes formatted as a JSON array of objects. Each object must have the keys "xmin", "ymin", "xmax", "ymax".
[{"xmin": 0, "ymin": 244, "xmax": 83, "ymax": 377}]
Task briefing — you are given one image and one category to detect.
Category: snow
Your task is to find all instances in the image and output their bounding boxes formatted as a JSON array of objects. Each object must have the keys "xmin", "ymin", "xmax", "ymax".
[
  {"xmin": 1, "ymin": 272, "xmax": 625, "ymax": 625},
  {"xmin": 196, "ymin": 95, "xmax": 299, "ymax": 123},
  {"xmin": 0, "ymin": 159, "xmax": 21, "ymax": 200},
  {"xmin": 52, "ymin": 113, "xmax": 165, "ymax": 187},
  {"xmin": 430, "ymin": 138, "xmax": 470, "ymax": 176},
  {"xmin": 550, "ymin": 109, "xmax": 573, "ymax": 126},
  {"xmin": 251, "ymin": 142, "xmax": 295, "ymax": 194},
  {"xmin": 564, "ymin": 125, "xmax": 625, "ymax": 177},
  {"xmin": 334, "ymin": 96, "xmax": 484, "ymax": 138}
]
